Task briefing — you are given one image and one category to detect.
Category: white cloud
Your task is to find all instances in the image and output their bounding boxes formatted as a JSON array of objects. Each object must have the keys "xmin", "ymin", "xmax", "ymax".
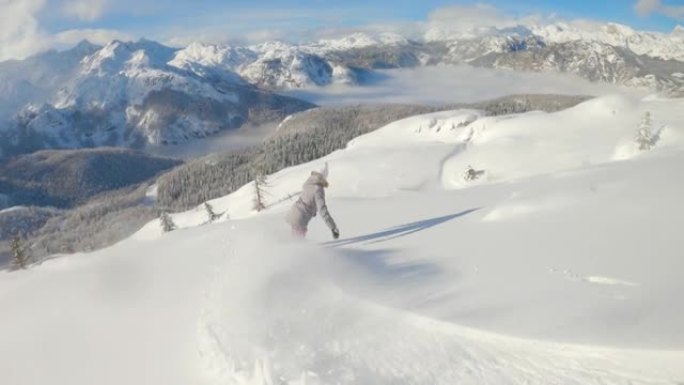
[
  {"xmin": 428, "ymin": 3, "xmax": 513, "ymax": 29},
  {"xmin": 634, "ymin": 0, "xmax": 684, "ymax": 19},
  {"xmin": 157, "ymin": 3, "xmax": 545, "ymax": 48},
  {"xmin": 0, "ymin": 0, "xmax": 49, "ymax": 61},
  {"xmin": 0, "ymin": 0, "xmax": 131, "ymax": 61},
  {"xmin": 423, "ymin": 3, "xmax": 548, "ymax": 40},
  {"xmin": 62, "ymin": 0, "xmax": 108, "ymax": 21},
  {"xmin": 312, "ymin": 21, "xmax": 424, "ymax": 42},
  {"xmin": 635, "ymin": 0, "xmax": 660, "ymax": 16},
  {"xmin": 282, "ymin": 65, "xmax": 639, "ymax": 106},
  {"xmin": 429, "ymin": 4, "xmax": 545, "ymax": 28},
  {"xmin": 161, "ymin": 26, "xmax": 294, "ymax": 48},
  {"xmin": 154, "ymin": 6, "xmax": 382, "ymax": 47}
]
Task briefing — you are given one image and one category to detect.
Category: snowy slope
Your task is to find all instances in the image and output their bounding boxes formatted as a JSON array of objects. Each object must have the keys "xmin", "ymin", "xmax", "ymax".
[{"xmin": 2, "ymin": 95, "xmax": 684, "ymax": 384}]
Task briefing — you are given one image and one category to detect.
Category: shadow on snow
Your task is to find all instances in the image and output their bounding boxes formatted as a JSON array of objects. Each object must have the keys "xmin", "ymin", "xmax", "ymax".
[
  {"xmin": 336, "ymin": 248, "xmax": 442, "ymax": 282},
  {"xmin": 324, "ymin": 208, "xmax": 480, "ymax": 248}
]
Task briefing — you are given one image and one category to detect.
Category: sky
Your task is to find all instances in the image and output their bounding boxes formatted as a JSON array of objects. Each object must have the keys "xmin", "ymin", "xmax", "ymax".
[{"xmin": 1, "ymin": 0, "xmax": 683, "ymax": 61}]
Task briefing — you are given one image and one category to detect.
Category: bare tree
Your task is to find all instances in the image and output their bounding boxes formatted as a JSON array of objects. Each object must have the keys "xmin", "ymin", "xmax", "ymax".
[
  {"xmin": 203, "ymin": 202, "xmax": 222, "ymax": 223},
  {"xmin": 11, "ymin": 235, "xmax": 31, "ymax": 270},
  {"xmin": 253, "ymin": 174, "xmax": 268, "ymax": 212}
]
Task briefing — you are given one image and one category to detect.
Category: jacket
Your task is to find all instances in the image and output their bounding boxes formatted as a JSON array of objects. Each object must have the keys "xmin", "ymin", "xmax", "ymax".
[{"xmin": 285, "ymin": 172, "xmax": 337, "ymax": 231}]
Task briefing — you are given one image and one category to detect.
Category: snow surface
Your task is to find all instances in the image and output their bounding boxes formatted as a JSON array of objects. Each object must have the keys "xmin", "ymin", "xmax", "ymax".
[{"xmin": 2, "ymin": 95, "xmax": 684, "ymax": 384}]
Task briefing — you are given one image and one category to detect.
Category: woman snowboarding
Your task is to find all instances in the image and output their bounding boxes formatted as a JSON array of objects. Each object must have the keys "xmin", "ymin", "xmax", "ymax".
[{"xmin": 285, "ymin": 163, "xmax": 340, "ymax": 239}]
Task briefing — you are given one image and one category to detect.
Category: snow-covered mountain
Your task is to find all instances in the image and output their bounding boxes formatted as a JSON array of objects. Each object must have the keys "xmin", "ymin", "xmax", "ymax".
[
  {"xmin": 3, "ymin": 94, "xmax": 683, "ymax": 384},
  {"xmin": 471, "ymin": 40, "xmax": 684, "ymax": 96},
  {"xmin": 531, "ymin": 22, "xmax": 684, "ymax": 62},
  {"xmin": 424, "ymin": 21, "xmax": 684, "ymax": 62},
  {"xmin": 0, "ymin": 40, "xmax": 313, "ymax": 158},
  {"xmin": 170, "ymin": 40, "xmax": 360, "ymax": 88},
  {"xmin": 170, "ymin": 23, "xmax": 684, "ymax": 95},
  {"xmin": 1, "ymin": 21, "xmax": 683, "ymax": 158}
]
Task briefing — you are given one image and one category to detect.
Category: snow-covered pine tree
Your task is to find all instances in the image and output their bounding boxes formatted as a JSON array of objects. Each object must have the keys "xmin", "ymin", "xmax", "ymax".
[
  {"xmin": 203, "ymin": 202, "xmax": 222, "ymax": 223},
  {"xmin": 635, "ymin": 111, "xmax": 661, "ymax": 151},
  {"xmin": 253, "ymin": 174, "xmax": 268, "ymax": 212},
  {"xmin": 160, "ymin": 211, "xmax": 176, "ymax": 232},
  {"xmin": 11, "ymin": 235, "xmax": 30, "ymax": 270}
]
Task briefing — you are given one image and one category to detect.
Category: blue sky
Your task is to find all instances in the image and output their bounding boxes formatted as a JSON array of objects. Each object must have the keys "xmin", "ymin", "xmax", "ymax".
[
  {"xmin": 43, "ymin": 0, "xmax": 682, "ymax": 33},
  {"xmin": 1, "ymin": 0, "xmax": 683, "ymax": 61}
]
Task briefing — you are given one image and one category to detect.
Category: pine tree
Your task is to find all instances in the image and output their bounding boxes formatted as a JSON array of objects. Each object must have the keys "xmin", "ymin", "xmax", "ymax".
[
  {"xmin": 253, "ymin": 174, "xmax": 268, "ymax": 212},
  {"xmin": 160, "ymin": 211, "xmax": 176, "ymax": 232},
  {"xmin": 11, "ymin": 235, "xmax": 31, "ymax": 270},
  {"xmin": 203, "ymin": 202, "xmax": 222, "ymax": 223},
  {"xmin": 635, "ymin": 111, "xmax": 660, "ymax": 151}
]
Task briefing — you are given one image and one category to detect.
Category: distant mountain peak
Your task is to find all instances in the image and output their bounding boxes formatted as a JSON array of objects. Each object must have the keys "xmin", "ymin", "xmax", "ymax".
[{"xmin": 74, "ymin": 39, "xmax": 100, "ymax": 52}]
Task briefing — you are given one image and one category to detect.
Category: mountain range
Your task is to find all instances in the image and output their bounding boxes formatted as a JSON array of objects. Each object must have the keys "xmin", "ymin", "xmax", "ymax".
[
  {"xmin": 169, "ymin": 22, "xmax": 684, "ymax": 94},
  {"xmin": 0, "ymin": 40, "xmax": 313, "ymax": 158},
  {"xmin": 0, "ymin": 21, "xmax": 683, "ymax": 158}
]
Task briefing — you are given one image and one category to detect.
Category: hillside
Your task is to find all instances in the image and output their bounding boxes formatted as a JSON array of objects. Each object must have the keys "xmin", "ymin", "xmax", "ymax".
[
  {"xmin": 1, "ymin": 94, "xmax": 682, "ymax": 384},
  {"xmin": 0, "ymin": 95, "xmax": 586, "ymax": 265},
  {"xmin": 156, "ymin": 94, "xmax": 589, "ymax": 210},
  {"xmin": 0, "ymin": 148, "xmax": 181, "ymax": 263},
  {"xmin": 0, "ymin": 147, "xmax": 180, "ymax": 209}
]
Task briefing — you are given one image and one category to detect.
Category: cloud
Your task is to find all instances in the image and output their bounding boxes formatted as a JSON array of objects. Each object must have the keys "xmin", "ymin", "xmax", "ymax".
[
  {"xmin": 157, "ymin": 3, "xmax": 547, "ymax": 48},
  {"xmin": 155, "ymin": 6, "xmax": 386, "ymax": 46},
  {"xmin": 0, "ymin": 0, "xmax": 49, "ymax": 61},
  {"xmin": 635, "ymin": 0, "xmax": 660, "ymax": 16},
  {"xmin": 282, "ymin": 65, "xmax": 639, "ymax": 107},
  {"xmin": 0, "ymin": 0, "xmax": 131, "ymax": 61},
  {"xmin": 62, "ymin": 0, "xmax": 109, "ymax": 21},
  {"xmin": 428, "ymin": 3, "xmax": 512, "ymax": 28},
  {"xmin": 161, "ymin": 26, "xmax": 294, "ymax": 48},
  {"xmin": 425, "ymin": 3, "xmax": 546, "ymax": 36},
  {"xmin": 634, "ymin": 0, "xmax": 684, "ymax": 19}
]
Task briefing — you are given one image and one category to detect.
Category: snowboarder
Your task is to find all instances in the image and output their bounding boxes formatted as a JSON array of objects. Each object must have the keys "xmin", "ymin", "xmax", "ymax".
[{"xmin": 285, "ymin": 163, "xmax": 340, "ymax": 239}]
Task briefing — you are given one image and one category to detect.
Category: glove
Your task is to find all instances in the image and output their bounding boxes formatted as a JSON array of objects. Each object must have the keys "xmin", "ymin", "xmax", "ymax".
[{"xmin": 331, "ymin": 228, "xmax": 340, "ymax": 240}]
